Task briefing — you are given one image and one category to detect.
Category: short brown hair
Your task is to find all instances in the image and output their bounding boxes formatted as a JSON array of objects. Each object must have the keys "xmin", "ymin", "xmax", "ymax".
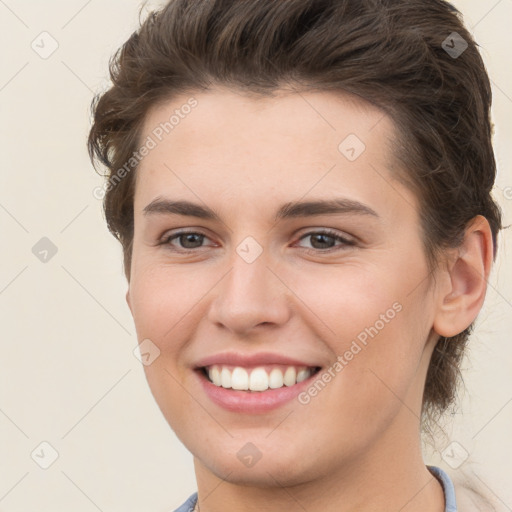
[{"xmin": 88, "ymin": 0, "xmax": 502, "ymax": 423}]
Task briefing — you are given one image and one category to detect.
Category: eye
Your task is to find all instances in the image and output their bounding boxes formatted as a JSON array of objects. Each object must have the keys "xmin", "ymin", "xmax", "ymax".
[
  {"xmin": 295, "ymin": 229, "xmax": 356, "ymax": 252},
  {"xmin": 160, "ymin": 230, "xmax": 213, "ymax": 252},
  {"xmin": 159, "ymin": 228, "xmax": 356, "ymax": 254}
]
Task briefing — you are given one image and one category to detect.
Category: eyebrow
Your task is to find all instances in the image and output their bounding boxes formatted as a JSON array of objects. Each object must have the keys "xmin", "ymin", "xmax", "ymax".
[{"xmin": 142, "ymin": 197, "xmax": 379, "ymax": 222}]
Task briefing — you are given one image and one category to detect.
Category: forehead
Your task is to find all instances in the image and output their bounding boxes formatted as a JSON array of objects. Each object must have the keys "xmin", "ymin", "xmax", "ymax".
[
  {"xmin": 140, "ymin": 87, "xmax": 392, "ymax": 162},
  {"xmin": 134, "ymin": 88, "xmax": 416, "ymax": 221}
]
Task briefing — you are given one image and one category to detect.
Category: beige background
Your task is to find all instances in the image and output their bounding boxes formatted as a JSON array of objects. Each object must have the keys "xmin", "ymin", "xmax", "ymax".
[{"xmin": 0, "ymin": 1, "xmax": 511, "ymax": 511}]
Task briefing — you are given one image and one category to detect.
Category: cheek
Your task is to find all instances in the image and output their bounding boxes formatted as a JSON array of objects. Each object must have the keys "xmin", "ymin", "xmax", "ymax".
[
  {"xmin": 287, "ymin": 258, "xmax": 432, "ymax": 410},
  {"xmin": 283, "ymin": 258, "xmax": 413, "ymax": 341},
  {"xmin": 292, "ymin": 307, "xmax": 427, "ymax": 459},
  {"xmin": 128, "ymin": 262, "xmax": 213, "ymax": 347},
  {"xmin": 128, "ymin": 263, "xmax": 205, "ymax": 430},
  {"xmin": 128, "ymin": 264, "xmax": 204, "ymax": 410}
]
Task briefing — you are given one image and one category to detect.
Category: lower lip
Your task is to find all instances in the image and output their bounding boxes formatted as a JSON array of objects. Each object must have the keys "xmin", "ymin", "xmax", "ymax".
[{"xmin": 195, "ymin": 369, "xmax": 320, "ymax": 413}]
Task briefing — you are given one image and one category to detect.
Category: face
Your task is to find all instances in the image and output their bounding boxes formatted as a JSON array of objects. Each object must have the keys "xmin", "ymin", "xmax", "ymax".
[{"xmin": 127, "ymin": 88, "xmax": 441, "ymax": 487}]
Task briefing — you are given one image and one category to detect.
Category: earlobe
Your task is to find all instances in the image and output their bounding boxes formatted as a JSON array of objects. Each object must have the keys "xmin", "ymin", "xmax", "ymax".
[
  {"xmin": 433, "ymin": 215, "xmax": 494, "ymax": 338},
  {"xmin": 125, "ymin": 289, "xmax": 132, "ymax": 312}
]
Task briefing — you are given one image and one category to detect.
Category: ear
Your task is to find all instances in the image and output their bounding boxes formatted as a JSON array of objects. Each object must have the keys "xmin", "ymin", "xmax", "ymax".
[
  {"xmin": 433, "ymin": 215, "xmax": 494, "ymax": 338},
  {"xmin": 125, "ymin": 289, "xmax": 132, "ymax": 313}
]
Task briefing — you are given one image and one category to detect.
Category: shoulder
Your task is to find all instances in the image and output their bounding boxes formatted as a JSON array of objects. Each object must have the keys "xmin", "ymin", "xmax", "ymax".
[
  {"xmin": 453, "ymin": 483, "xmax": 497, "ymax": 512},
  {"xmin": 428, "ymin": 465, "xmax": 497, "ymax": 512}
]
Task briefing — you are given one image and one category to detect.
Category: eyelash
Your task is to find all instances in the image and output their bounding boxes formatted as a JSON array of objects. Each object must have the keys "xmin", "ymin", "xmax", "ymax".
[{"xmin": 159, "ymin": 228, "xmax": 356, "ymax": 254}]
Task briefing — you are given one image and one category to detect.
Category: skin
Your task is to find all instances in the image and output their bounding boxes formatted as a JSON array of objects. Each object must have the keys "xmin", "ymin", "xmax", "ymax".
[{"xmin": 126, "ymin": 87, "xmax": 493, "ymax": 512}]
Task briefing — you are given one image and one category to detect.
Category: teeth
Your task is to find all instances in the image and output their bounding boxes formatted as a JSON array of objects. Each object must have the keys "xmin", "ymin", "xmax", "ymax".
[
  {"xmin": 249, "ymin": 368, "xmax": 268, "ymax": 391},
  {"xmin": 231, "ymin": 367, "xmax": 249, "ymax": 390},
  {"xmin": 296, "ymin": 369, "xmax": 310, "ymax": 383},
  {"xmin": 283, "ymin": 367, "xmax": 296, "ymax": 386},
  {"xmin": 206, "ymin": 365, "xmax": 315, "ymax": 391},
  {"xmin": 268, "ymin": 368, "xmax": 284, "ymax": 389},
  {"xmin": 210, "ymin": 366, "xmax": 221, "ymax": 386},
  {"xmin": 220, "ymin": 367, "xmax": 231, "ymax": 388}
]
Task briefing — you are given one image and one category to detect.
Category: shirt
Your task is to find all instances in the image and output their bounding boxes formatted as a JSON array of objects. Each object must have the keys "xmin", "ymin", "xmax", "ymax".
[{"xmin": 171, "ymin": 465, "xmax": 457, "ymax": 512}]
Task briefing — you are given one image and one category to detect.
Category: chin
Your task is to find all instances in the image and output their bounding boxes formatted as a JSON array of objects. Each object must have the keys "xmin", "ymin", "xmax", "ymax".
[
  {"xmin": 191, "ymin": 435, "xmax": 327, "ymax": 486},
  {"xmin": 200, "ymin": 454, "xmax": 313, "ymax": 488}
]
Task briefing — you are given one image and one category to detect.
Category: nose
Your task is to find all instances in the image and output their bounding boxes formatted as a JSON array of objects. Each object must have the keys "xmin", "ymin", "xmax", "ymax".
[{"xmin": 206, "ymin": 249, "xmax": 291, "ymax": 337}]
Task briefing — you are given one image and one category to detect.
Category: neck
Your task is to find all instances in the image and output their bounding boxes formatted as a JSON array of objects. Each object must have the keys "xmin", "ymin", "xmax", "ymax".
[{"xmin": 192, "ymin": 409, "xmax": 445, "ymax": 512}]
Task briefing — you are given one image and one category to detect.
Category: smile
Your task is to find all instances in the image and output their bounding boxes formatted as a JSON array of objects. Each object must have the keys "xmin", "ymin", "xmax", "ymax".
[
  {"xmin": 195, "ymin": 364, "xmax": 322, "ymax": 413},
  {"xmin": 202, "ymin": 364, "xmax": 321, "ymax": 392}
]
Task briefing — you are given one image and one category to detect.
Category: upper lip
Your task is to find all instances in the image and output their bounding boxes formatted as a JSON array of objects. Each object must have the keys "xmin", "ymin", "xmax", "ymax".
[{"xmin": 193, "ymin": 351, "xmax": 321, "ymax": 369}]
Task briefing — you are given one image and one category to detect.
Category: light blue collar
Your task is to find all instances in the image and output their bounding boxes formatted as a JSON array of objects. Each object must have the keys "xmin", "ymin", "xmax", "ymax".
[{"xmin": 428, "ymin": 465, "xmax": 458, "ymax": 512}]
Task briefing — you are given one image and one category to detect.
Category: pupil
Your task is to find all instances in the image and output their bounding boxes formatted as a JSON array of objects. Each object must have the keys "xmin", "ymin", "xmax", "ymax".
[
  {"xmin": 312, "ymin": 234, "xmax": 333, "ymax": 249},
  {"xmin": 182, "ymin": 233, "xmax": 203, "ymax": 248}
]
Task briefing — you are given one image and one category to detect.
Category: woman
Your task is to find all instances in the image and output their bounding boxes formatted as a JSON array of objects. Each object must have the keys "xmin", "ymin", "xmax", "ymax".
[{"xmin": 88, "ymin": 1, "xmax": 503, "ymax": 510}]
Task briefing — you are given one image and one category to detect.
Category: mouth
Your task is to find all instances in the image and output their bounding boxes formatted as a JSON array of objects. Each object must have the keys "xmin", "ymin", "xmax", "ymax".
[{"xmin": 197, "ymin": 364, "xmax": 322, "ymax": 392}]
